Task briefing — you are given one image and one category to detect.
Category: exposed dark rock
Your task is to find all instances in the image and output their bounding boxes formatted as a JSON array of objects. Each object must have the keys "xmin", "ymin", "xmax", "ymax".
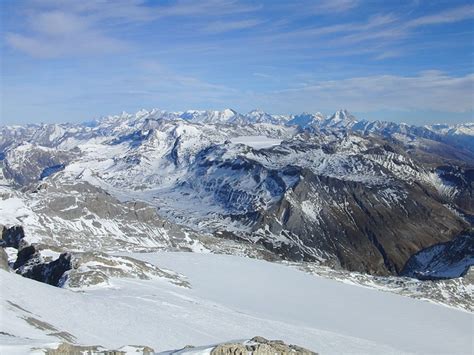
[
  {"xmin": 20, "ymin": 252, "xmax": 73, "ymax": 286},
  {"xmin": 437, "ymin": 166, "xmax": 474, "ymax": 215},
  {"xmin": 13, "ymin": 243, "xmax": 38, "ymax": 269},
  {"xmin": 401, "ymin": 231, "xmax": 474, "ymax": 280},
  {"xmin": 1, "ymin": 225, "xmax": 25, "ymax": 248},
  {"xmin": 2, "ymin": 226, "xmax": 74, "ymax": 286}
]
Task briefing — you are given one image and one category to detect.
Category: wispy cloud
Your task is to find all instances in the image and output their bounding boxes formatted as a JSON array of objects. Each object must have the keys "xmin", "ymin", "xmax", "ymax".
[
  {"xmin": 203, "ymin": 19, "xmax": 263, "ymax": 33},
  {"xmin": 243, "ymin": 5, "xmax": 474, "ymax": 59},
  {"xmin": 4, "ymin": 0, "xmax": 261, "ymax": 58},
  {"xmin": 253, "ymin": 72, "xmax": 273, "ymax": 79},
  {"xmin": 406, "ymin": 4, "xmax": 474, "ymax": 27},
  {"xmin": 155, "ymin": 0, "xmax": 261, "ymax": 17},
  {"xmin": 6, "ymin": 1, "xmax": 474, "ymax": 60},
  {"xmin": 5, "ymin": 31, "xmax": 126, "ymax": 58},
  {"xmin": 5, "ymin": 8, "xmax": 129, "ymax": 58},
  {"xmin": 4, "ymin": 0, "xmax": 144, "ymax": 58},
  {"xmin": 374, "ymin": 50, "xmax": 404, "ymax": 60},
  {"xmin": 261, "ymin": 71, "xmax": 474, "ymax": 113},
  {"xmin": 309, "ymin": 0, "xmax": 360, "ymax": 14}
]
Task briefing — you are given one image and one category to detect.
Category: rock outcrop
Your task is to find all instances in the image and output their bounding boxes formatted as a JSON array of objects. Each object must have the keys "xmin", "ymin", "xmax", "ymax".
[
  {"xmin": 1, "ymin": 225, "xmax": 73, "ymax": 286},
  {"xmin": 1, "ymin": 225, "xmax": 25, "ymax": 249},
  {"xmin": 65, "ymin": 251, "xmax": 189, "ymax": 289},
  {"xmin": 45, "ymin": 343, "xmax": 154, "ymax": 355},
  {"xmin": 1, "ymin": 225, "xmax": 189, "ymax": 289},
  {"xmin": 401, "ymin": 230, "xmax": 474, "ymax": 280},
  {"xmin": 0, "ymin": 247, "xmax": 9, "ymax": 270},
  {"xmin": 210, "ymin": 336, "xmax": 317, "ymax": 355}
]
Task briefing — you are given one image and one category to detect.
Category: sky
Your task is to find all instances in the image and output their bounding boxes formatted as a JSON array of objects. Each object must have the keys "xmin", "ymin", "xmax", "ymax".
[{"xmin": 1, "ymin": 0, "xmax": 473, "ymax": 125}]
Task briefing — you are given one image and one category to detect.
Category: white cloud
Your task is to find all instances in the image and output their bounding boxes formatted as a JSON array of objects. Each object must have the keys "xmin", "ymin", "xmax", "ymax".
[
  {"xmin": 374, "ymin": 50, "xmax": 404, "ymax": 60},
  {"xmin": 5, "ymin": 7, "xmax": 128, "ymax": 58},
  {"xmin": 203, "ymin": 19, "xmax": 263, "ymax": 33},
  {"xmin": 5, "ymin": 32, "xmax": 126, "ymax": 58},
  {"xmin": 406, "ymin": 5, "xmax": 474, "ymax": 27},
  {"xmin": 31, "ymin": 11, "xmax": 88, "ymax": 36},
  {"xmin": 155, "ymin": 0, "xmax": 261, "ymax": 17},
  {"xmin": 253, "ymin": 72, "xmax": 273, "ymax": 79},
  {"xmin": 6, "ymin": 0, "xmax": 261, "ymax": 58},
  {"xmin": 259, "ymin": 71, "xmax": 474, "ymax": 113},
  {"xmin": 310, "ymin": 0, "xmax": 360, "ymax": 14},
  {"xmin": 5, "ymin": 1, "xmax": 137, "ymax": 57}
]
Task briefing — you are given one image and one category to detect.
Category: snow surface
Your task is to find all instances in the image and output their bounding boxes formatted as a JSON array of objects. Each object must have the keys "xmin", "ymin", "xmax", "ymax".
[
  {"xmin": 1, "ymin": 252, "xmax": 472, "ymax": 354},
  {"xmin": 230, "ymin": 135, "xmax": 282, "ymax": 149}
]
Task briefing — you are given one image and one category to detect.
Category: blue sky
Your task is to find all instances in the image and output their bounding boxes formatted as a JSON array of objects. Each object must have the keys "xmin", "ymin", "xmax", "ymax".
[{"xmin": 1, "ymin": 0, "xmax": 473, "ymax": 125}]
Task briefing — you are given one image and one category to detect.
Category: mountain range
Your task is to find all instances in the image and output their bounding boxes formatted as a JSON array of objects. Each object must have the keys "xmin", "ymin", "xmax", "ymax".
[{"xmin": 1, "ymin": 108, "xmax": 473, "ymax": 278}]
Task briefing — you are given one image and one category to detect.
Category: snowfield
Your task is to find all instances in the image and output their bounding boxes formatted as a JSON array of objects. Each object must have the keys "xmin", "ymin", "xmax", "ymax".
[
  {"xmin": 1, "ymin": 252, "xmax": 472, "ymax": 354},
  {"xmin": 229, "ymin": 135, "xmax": 282, "ymax": 149}
]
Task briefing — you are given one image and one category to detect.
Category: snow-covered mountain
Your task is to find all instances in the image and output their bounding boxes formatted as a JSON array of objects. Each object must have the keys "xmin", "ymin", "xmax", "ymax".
[
  {"xmin": 428, "ymin": 122, "xmax": 474, "ymax": 137},
  {"xmin": 1, "ymin": 108, "xmax": 472, "ymax": 277}
]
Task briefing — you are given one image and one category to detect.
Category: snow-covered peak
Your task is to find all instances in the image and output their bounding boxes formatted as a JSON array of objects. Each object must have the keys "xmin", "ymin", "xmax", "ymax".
[
  {"xmin": 287, "ymin": 112, "xmax": 324, "ymax": 128},
  {"xmin": 241, "ymin": 109, "xmax": 289, "ymax": 125},
  {"xmin": 246, "ymin": 108, "xmax": 266, "ymax": 116},
  {"xmin": 328, "ymin": 109, "xmax": 357, "ymax": 122},
  {"xmin": 178, "ymin": 109, "xmax": 238, "ymax": 124},
  {"xmin": 222, "ymin": 108, "xmax": 238, "ymax": 118},
  {"xmin": 318, "ymin": 109, "xmax": 358, "ymax": 130},
  {"xmin": 427, "ymin": 122, "xmax": 474, "ymax": 136},
  {"xmin": 246, "ymin": 109, "xmax": 273, "ymax": 122}
]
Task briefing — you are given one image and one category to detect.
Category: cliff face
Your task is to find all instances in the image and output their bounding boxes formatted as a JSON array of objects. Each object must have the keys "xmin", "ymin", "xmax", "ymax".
[{"xmin": 252, "ymin": 169, "xmax": 468, "ymax": 275}]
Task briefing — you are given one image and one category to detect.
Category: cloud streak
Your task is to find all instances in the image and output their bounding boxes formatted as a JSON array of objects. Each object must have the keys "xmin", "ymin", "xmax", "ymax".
[
  {"xmin": 310, "ymin": 0, "xmax": 360, "ymax": 14},
  {"xmin": 4, "ymin": 0, "xmax": 261, "ymax": 57},
  {"xmin": 203, "ymin": 19, "xmax": 264, "ymax": 33},
  {"xmin": 406, "ymin": 5, "xmax": 474, "ymax": 27},
  {"xmin": 261, "ymin": 71, "xmax": 474, "ymax": 114}
]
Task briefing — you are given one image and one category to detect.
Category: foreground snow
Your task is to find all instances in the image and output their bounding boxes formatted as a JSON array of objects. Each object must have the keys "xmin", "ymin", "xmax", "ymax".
[{"xmin": 1, "ymin": 252, "xmax": 472, "ymax": 354}]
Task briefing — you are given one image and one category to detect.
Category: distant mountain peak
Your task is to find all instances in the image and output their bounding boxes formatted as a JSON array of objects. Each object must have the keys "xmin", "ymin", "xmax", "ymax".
[
  {"xmin": 247, "ymin": 108, "xmax": 266, "ymax": 114},
  {"xmin": 329, "ymin": 109, "xmax": 356, "ymax": 121}
]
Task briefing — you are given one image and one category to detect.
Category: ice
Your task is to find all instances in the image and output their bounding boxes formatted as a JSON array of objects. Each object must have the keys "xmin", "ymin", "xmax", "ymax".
[{"xmin": 230, "ymin": 135, "xmax": 282, "ymax": 149}]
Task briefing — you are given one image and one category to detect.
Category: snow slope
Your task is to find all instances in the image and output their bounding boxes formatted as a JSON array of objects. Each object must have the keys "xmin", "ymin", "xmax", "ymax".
[{"xmin": 1, "ymin": 252, "xmax": 472, "ymax": 354}]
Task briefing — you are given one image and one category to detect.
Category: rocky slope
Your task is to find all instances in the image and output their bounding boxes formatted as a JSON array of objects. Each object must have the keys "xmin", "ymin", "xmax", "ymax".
[{"xmin": 1, "ymin": 225, "xmax": 189, "ymax": 289}]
